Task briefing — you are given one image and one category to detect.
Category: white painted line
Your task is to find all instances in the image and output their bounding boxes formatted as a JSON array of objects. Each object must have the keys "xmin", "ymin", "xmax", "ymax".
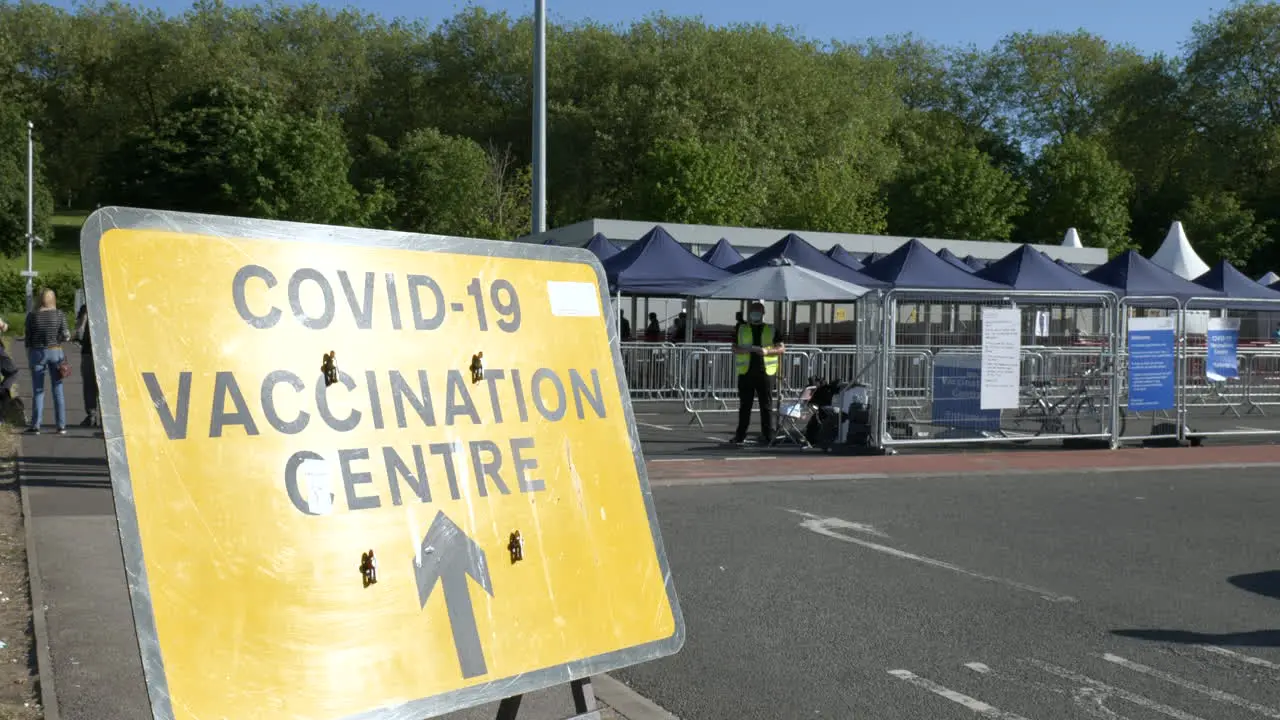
[
  {"xmin": 638, "ymin": 421, "xmax": 675, "ymax": 431},
  {"xmin": 965, "ymin": 662, "xmax": 992, "ymax": 674},
  {"xmin": 792, "ymin": 512, "xmax": 1076, "ymax": 602},
  {"xmin": 1234, "ymin": 426, "xmax": 1275, "ymax": 432},
  {"xmin": 1102, "ymin": 653, "xmax": 1280, "ymax": 718},
  {"xmin": 1026, "ymin": 659, "xmax": 1206, "ymax": 720},
  {"xmin": 888, "ymin": 669, "xmax": 1034, "ymax": 719},
  {"xmin": 724, "ymin": 455, "xmax": 776, "ymax": 460},
  {"xmin": 1201, "ymin": 645, "xmax": 1280, "ymax": 671},
  {"xmin": 784, "ymin": 509, "xmax": 890, "ymax": 538}
]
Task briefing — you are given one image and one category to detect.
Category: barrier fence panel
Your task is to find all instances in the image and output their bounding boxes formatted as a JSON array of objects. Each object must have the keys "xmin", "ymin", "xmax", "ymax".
[
  {"xmin": 875, "ymin": 289, "xmax": 1120, "ymax": 449},
  {"xmin": 1115, "ymin": 297, "xmax": 1183, "ymax": 444},
  {"xmin": 1179, "ymin": 297, "xmax": 1280, "ymax": 439}
]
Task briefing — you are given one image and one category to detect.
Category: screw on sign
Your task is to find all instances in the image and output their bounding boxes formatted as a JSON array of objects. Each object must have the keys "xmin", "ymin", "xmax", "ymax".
[{"xmin": 81, "ymin": 208, "xmax": 683, "ymax": 720}]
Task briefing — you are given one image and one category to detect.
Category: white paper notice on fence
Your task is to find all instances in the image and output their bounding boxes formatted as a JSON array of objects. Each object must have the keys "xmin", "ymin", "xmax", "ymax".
[
  {"xmin": 981, "ymin": 307, "xmax": 1022, "ymax": 409},
  {"xmin": 1034, "ymin": 310, "xmax": 1051, "ymax": 338}
]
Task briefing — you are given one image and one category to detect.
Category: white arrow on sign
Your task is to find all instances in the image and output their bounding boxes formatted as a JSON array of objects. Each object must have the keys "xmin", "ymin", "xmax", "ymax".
[{"xmin": 784, "ymin": 509, "xmax": 1076, "ymax": 603}]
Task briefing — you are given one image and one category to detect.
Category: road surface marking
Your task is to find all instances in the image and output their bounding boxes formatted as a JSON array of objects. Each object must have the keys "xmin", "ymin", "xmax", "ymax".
[
  {"xmin": 1102, "ymin": 653, "xmax": 1280, "ymax": 718},
  {"xmin": 966, "ymin": 660, "xmax": 1140, "ymax": 718},
  {"xmin": 1234, "ymin": 426, "xmax": 1274, "ymax": 432},
  {"xmin": 966, "ymin": 662, "xmax": 992, "ymax": 674},
  {"xmin": 888, "ymin": 669, "xmax": 1035, "ymax": 719},
  {"xmin": 1200, "ymin": 645, "xmax": 1280, "ymax": 671},
  {"xmin": 638, "ymin": 421, "xmax": 675, "ymax": 431},
  {"xmin": 790, "ymin": 511, "xmax": 1076, "ymax": 602},
  {"xmin": 1026, "ymin": 659, "xmax": 1206, "ymax": 720},
  {"xmin": 785, "ymin": 509, "xmax": 890, "ymax": 538}
]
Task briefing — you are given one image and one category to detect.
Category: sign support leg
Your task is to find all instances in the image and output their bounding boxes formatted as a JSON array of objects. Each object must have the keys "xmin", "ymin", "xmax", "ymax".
[{"xmin": 493, "ymin": 677, "xmax": 600, "ymax": 720}]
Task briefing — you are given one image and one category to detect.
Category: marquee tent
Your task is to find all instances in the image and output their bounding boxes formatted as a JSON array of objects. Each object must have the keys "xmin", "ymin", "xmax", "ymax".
[
  {"xmin": 976, "ymin": 245, "xmax": 1116, "ymax": 294},
  {"xmin": 1150, "ymin": 221, "xmax": 1211, "ymax": 280},
  {"xmin": 936, "ymin": 247, "xmax": 974, "ymax": 272},
  {"xmin": 689, "ymin": 259, "xmax": 871, "ymax": 302},
  {"xmin": 1056, "ymin": 258, "xmax": 1084, "ymax": 275},
  {"xmin": 582, "ymin": 232, "xmax": 621, "ymax": 261},
  {"xmin": 1259, "ymin": 271, "xmax": 1280, "ymax": 285},
  {"xmin": 727, "ymin": 233, "xmax": 888, "ymax": 288},
  {"xmin": 1085, "ymin": 250, "xmax": 1224, "ymax": 301},
  {"xmin": 1192, "ymin": 260, "xmax": 1280, "ymax": 308},
  {"xmin": 963, "ymin": 255, "xmax": 990, "ymax": 271},
  {"xmin": 1062, "ymin": 228, "xmax": 1084, "ymax": 248},
  {"xmin": 863, "ymin": 239, "xmax": 1008, "ymax": 290},
  {"xmin": 602, "ymin": 225, "xmax": 731, "ymax": 296},
  {"xmin": 700, "ymin": 238, "xmax": 744, "ymax": 269},
  {"xmin": 825, "ymin": 244, "xmax": 867, "ymax": 271}
]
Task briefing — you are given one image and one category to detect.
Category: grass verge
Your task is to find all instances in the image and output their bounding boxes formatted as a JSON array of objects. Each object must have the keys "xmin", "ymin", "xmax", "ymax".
[
  {"xmin": 0, "ymin": 214, "xmax": 86, "ymax": 277},
  {"xmin": 0, "ymin": 427, "xmax": 42, "ymax": 719}
]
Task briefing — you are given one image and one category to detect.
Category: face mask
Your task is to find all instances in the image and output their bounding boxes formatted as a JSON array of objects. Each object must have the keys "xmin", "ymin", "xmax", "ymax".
[{"xmin": 749, "ymin": 312, "xmax": 764, "ymax": 323}]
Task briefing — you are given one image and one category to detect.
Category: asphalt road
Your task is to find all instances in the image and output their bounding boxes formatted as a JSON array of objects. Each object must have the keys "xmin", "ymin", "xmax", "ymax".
[{"xmin": 616, "ymin": 467, "xmax": 1280, "ymax": 720}]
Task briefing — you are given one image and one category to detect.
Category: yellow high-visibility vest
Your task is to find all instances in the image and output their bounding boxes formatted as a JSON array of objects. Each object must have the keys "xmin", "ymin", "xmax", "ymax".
[{"xmin": 735, "ymin": 323, "xmax": 779, "ymax": 376}]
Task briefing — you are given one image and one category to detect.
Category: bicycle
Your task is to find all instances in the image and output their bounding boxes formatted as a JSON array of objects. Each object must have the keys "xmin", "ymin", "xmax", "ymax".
[{"xmin": 1001, "ymin": 361, "xmax": 1127, "ymax": 440}]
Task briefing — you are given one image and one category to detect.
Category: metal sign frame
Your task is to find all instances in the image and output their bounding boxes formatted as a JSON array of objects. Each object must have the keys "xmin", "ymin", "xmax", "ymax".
[{"xmin": 80, "ymin": 207, "xmax": 685, "ymax": 720}]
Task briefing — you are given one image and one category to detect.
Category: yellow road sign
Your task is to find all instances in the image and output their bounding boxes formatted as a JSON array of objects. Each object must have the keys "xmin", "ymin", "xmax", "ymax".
[{"xmin": 81, "ymin": 208, "xmax": 684, "ymax": 720}]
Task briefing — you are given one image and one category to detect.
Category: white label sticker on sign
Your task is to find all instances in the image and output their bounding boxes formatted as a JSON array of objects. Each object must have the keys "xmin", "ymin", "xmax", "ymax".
[
  {"xmin": 547, "ymin": 281, "xmax": 601, "ymax": 317},
  {"xmin": 299, "ymin": 458, "xmax": 334, "ymax": 515}
]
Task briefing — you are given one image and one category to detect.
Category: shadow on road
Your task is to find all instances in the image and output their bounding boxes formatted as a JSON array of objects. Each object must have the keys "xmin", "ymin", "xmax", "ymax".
[
  {"xmin": 1113, "ymin": 571, "xmax": 1280, "ymax": 647},
  {"xmin": 20, "ymin": 454, "xmax": 111, "ymax": 489}
]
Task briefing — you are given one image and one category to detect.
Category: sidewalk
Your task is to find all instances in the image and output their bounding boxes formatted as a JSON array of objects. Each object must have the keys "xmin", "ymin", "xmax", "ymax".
[
  {"xmin": 14, "ymin": 342, "xmax": 650, "ymax": 720},
  {"xmin": 644, "ymin": 442, "xmax": 1280, "ymax": 484}
]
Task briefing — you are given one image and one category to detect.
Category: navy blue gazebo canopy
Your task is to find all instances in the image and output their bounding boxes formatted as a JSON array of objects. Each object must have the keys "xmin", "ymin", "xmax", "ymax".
[
  {"xmin": 1192, "ymin": 260, "xmax": 1280, "ymax": 309},
  {"xmin": 825, "ymin": 244, "xmax": 866, "ymax": 271},
  {"xmin": 863, "ymin": 239, "xmax": 1008, "ymax": 290},
  {"xmin": 701, "ymin": 238, "xmax": 745, "ymax": 269},
  {"xmin": 582, "ymin": 232, "xmax": 621, "ymax": 261},
  {"xmin": 936, "ymin": 247, "xmax": 974, "ymax": 272},
  {"xmin": 1055, "ymin": 258, "xmax": 1084, "ymax": 275},
  {"xmin": 603, "ymin": 226, "xmax": 730, "ymax": 296},
  {"xmin": 976, "ymin": 245, "xmax": 1116, "ymax": 295},
  {"xmin": 963, "ymin": 255, "xmax": 990, "ymax": 271},
  {"xmin": 1084, "ymin": 250, "xmax": 1224, "ymax": 301},
  {"xmin": 728, "ymin": 233, "xmax": 889, "ymax": 288}
]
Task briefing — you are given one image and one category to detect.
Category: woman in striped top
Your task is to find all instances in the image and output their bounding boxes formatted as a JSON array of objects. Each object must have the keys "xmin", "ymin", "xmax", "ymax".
[{"xmin": 24, "ymin": 288, "xmax": 71, "ymax": 434}]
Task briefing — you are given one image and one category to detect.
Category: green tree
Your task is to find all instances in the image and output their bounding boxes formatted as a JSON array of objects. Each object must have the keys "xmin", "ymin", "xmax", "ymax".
[
  {"xmin": 1023, "ymin": 134, "xmax": 1134, "ymax": 251},
  {"xmin": 637, "ymin": 135, "xmax": 765, "ymax": 226},
  {"xmin": 991, "ymin": 30, "xmax": 1142, "ymax": 145},
  {"xmin": 101, "ymin": 81, "xmax": 365, "ymax": 225},
  {"xmin": 1180, "ymin": 191, "xmax": 1273, "ymax": 271},
  {"xmin": 888, "ymin": 144, "xmax": 1026, "ymax": 240},
  {"xmin": 383, "ymin": 128, "xmax": 530, "ymax": 239}
]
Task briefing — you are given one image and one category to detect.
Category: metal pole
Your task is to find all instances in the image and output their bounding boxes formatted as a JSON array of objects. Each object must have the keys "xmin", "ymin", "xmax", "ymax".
[
  {"xmin": 531, "ymin": 0, "xmax": 547, "ymax": 235},
  {"xmin": 25, "ymin": 121, "xmax": 34, "ymax": 313}
]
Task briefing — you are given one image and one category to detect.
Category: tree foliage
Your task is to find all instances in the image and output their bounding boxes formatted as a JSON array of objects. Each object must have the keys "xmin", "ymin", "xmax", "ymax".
[{"xmin": 3, "ymin": 0, "xmax": 1280, "ymax": 271}]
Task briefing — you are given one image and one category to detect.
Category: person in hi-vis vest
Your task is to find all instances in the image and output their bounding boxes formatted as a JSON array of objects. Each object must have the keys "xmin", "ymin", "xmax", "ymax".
[{"xmin": 731, "ymin": 300, "xmax": 785, "ymax": 444}]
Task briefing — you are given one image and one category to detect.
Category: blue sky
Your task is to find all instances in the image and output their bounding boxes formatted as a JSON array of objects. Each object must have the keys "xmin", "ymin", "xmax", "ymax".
[{"xmin": 63, "ymin": 0, "xmax": 1224, "ymax": 57}]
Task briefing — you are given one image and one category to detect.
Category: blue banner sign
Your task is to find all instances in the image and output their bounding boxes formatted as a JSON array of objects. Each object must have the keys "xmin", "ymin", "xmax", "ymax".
[
  {"xmin": 1205, "ymin": 317, "xmax": 1240, "ymax": 381},
  {"xmin": 1127, "ymin": 317, "xmax": 1176, "ymax": 412},
  {"xmin": 933, "ymin": 354, "xmax": 1001, "ymax": 432}
]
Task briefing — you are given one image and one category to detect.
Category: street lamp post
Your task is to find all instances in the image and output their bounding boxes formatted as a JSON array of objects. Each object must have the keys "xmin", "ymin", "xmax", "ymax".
[
  {"xmin": 24, "ymin": 121, "xmax": 38, "ymax": 313},
  {"xmin": 531, "ymin": 0, "xmax": 547, "ymax": 236}
]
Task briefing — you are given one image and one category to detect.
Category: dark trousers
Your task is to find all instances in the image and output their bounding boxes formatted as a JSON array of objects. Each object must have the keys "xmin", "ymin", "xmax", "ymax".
[
  {"xmin": 735, "ymin": 371, "xmax": 774, "ymax": 440},
  {"xmin": 81, "ymin": 352, "xmax": 99, "ymax": 416}
]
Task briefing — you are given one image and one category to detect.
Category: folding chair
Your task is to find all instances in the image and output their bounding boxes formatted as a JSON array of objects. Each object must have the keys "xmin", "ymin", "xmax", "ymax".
[{"xmin": 777, "ymin": 385, "xmax": 817, "ymax": 447}]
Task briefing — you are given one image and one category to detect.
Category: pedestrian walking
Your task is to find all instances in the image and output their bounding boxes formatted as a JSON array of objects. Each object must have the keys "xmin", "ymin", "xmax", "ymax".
[
  {"xmin": 731, "ymin": 300, "xmax": 784, "ymax": 445},
  {"xmin": 75, "ymin": 304, "xmax": 99, "ymax": 427},
  {"xmin": 25, "ymin": 288, "xmax": 71, "ymax": 435}
]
